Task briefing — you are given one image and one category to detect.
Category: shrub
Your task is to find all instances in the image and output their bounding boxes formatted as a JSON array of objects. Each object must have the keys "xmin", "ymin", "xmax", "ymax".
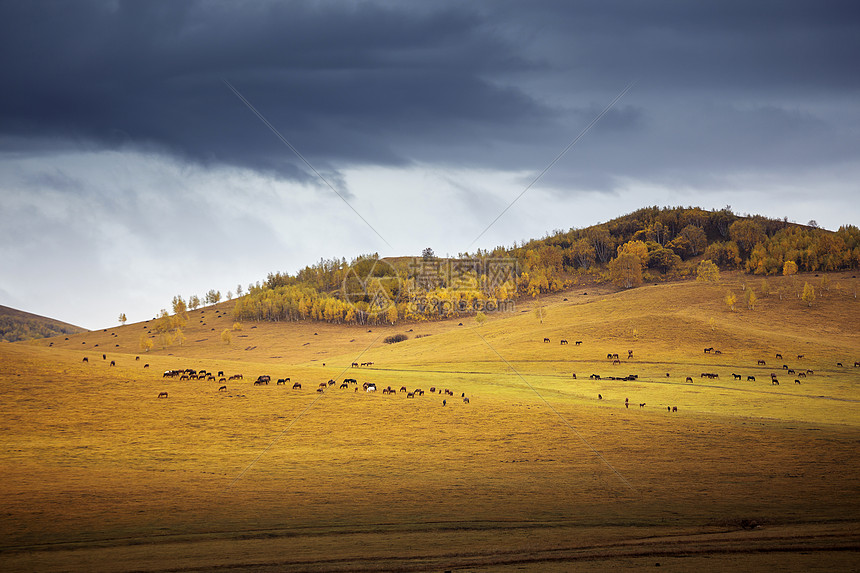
[{"xmin": 383, "ymin": 333, "xmax": 408, "ymax": 344}]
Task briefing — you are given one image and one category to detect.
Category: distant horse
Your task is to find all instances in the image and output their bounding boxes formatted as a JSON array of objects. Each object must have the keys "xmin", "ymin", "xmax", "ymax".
[
  {"xmin": 544, "ymin": 338, "xmax": 550, "ymax": 343},
  {"xmin": 218, "ymin": 386, "xmax": 227, "ymax": 392},
  {"xmin": 463, "ymin": 397, "xmax": 470, "ymax": 404},
  {"xmin": 157, "ymin": 392, "xmax": 168, "ymax": 399},
  {"xmin": 292, "ymin": 382, "xmax": 302, "ymax": 389}
]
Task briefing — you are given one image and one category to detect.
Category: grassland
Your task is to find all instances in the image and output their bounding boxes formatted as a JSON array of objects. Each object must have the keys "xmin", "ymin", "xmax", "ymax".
[{"xmin": 1, "ymin": 272, "xmax": 859, "ymax": 571}]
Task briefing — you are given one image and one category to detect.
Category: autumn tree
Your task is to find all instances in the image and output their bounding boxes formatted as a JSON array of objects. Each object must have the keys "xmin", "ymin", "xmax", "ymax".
[
  {"xmin": 617, "ymin": 240, "xmax": 649, "ymax": 269},
  {"xmin": 422, "ymin": 247, "xmax": 435, "ymax": 260},
  {"xmin": 696, "ymin": 260, "xmax": 720, "ymax": 282},
  {"xmin": 609, "ymin": 253, "xmax": 643, "ymax": 289},
  {"xmin": 729, "ymin": 219, "xmax": 766, "ymax": 258},
  {"xmin": 566, "ymin": 238, "xmax": 596, "ymax": 269},
  {"xmin": 782, "ymin": 260, "xmax": 798, "ymax": 276},
  {"xmin": 205, "ymin": 290, "xmax": 221, "ymax": 305},
  {"xmin": 745, "ymin": 288, "xmax": 757, "ymax": 310},
  {"xmin": 188, "ymin": 295, "xmax": 200, "ymax": 310},
  {"xmin": 139, "ymin": 335, "xmax": 154, "ymax": 352},
  {"xmin": 475, "ymin": 311, "xmax": 487, "ymax": 326},
  {"xmin": 236, "ymin": 284, "xmax": 244, "ymax": 297},
  {"xmin": 704, "ymin": 241, "xmax": 742, "ymax": 268},
  {"xmin": 534, "ymin": 304, "xmax": 548, "ymax": 324},
  {"xmin": 801, "ymin": 282, "xmax": 815, "ymax": 307},
  {"xmin": 118, "ymin": 313, "xmax": 127, "ymax": 325},
  {"xmin": 725, "ymin": 292, "xmax": 737, "ymax": 312},
  {"xmin": 172, "ymin": 295, "xmax": 187, "ymax": 316},
  {"xmin": 221, "ymin": 329, "xmax": 232, "ymax": 345}
]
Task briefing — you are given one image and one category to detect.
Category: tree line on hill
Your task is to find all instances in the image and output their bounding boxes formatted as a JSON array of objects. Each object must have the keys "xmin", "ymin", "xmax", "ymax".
[
  {"xmin": 222, "ymin": 206, "xmax": 860, "ymax": 328},
  {"xmin": 0, "ymin": 315, "xmax": 82, "ymax": 342}
]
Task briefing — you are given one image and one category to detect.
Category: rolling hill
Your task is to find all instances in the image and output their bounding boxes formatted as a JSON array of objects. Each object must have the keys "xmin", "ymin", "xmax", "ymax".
[
  {"xmin": 3, "ymin": 268, "xmax": 858, "ymax": 571},
  {"xmin": 0, "ymin": 304, "xmax": 86, "ymax": 342}
]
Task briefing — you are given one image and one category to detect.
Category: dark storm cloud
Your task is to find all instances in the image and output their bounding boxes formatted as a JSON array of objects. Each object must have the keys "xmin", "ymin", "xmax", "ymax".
[
  {"xmin": 0, "ymin": 0, "xmax": 550, "ymax": 182},
  {"xmin": 1, "ymin": 0, "xmax": 858, "ymax": 188}
]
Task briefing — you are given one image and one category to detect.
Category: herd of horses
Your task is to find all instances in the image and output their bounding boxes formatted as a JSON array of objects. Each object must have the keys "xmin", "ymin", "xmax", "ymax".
[
  {"xmin": 144, "ymin": 362, "xmax": 472, "ymax": 404},
  {"xmin": 545, "ymin": 338, "xmax": 856, "ymax": 413},
  {"xmin": 82, "ymin": 337, "xmax": 856, "ymax": 409}
]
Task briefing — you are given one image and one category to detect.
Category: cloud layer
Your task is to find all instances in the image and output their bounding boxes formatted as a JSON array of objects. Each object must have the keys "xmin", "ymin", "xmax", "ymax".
[{"xmin": 1, "ymin": 0, "xmax": 858, "ymax": 328}]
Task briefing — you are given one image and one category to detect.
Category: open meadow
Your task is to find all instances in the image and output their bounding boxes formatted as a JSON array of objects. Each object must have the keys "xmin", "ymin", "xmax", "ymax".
[{"xmin": 1, "ymin": 272, "xmax": 859, "ymax": 571}]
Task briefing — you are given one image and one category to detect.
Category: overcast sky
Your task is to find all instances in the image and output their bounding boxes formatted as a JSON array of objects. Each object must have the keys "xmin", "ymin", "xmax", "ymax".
[{"xmin": 1, "ymin": 0, "xmax": 858, "ymax": 330}]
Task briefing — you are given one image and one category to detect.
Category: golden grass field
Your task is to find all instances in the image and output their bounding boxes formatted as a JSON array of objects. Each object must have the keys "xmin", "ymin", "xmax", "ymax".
[{"xmin": 1, "ymin": 272, "xmax": 859, "ymax": 571}]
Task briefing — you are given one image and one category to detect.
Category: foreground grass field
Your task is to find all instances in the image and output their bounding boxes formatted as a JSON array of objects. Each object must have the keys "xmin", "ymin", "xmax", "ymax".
[{"xmin": 1, "ymin": 272, "xmax": 859, "ymax": 571}]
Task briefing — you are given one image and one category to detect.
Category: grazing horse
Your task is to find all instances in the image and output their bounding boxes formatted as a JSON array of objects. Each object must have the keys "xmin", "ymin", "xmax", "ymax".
[
  {"xmin": 340, "ymin": 383, "xmax": 348, "ymax": 389},
  {"xmin": 318, "ymin": 382, "xmax": 328, "ymax": 389},
  {"xmin": 400, "ymin": 386, "xmax": 408, "ymax": 393},
  {"xmin": 430, "ymin": 387, "xmax": 436, "ymax": 393},
  {"xmin": 598, "ymin": 394, "xmax": 603, "ymax": 400},
  {"xmin": 686, "ymin": 376, "xmax": 693, "ymax": 383},
  {"xmin": 757, "ymin": 359, "xmax": 766, "ymax": 365},
  {"xmin": 612, "ymin": 359, "xmax": 621, "ymax": 365},
  {"xmin": 795, "ymin": 379, "xmax": 801, "ymax": 384},
  {"xmin": 572, "ymin": 373, "xmax": 577, "ymax": 379},
  {"xmin": 352, "ymin": 362, "xmax": 359, "ymax": 367},
  {"xmin": 103, "ymin": 354, "xmax": 106, "ymax": 360},
  {"xmin": 782, "ymin": 364, "xmax": 789, "ymax": 370},
  {"xmin": 218, "ymin": 386, "xmax": 227, "ymax": 392},
  {"xmin": 157, "ymin": 392, "xmax": 168, "ymax": 398},
  {"xmin": 463, "ymin": 397, "xmax": 470, "ymax": 404},
  {"xmin": 135, "ymin": 356, "xmax": 140, "ymax": 361},
  {"xmin": 672, "ymin": 406, "xmax": 677, "ymax": 412},
  {"xmin": 110, "ymin": 360, "xmax": 115, "ymax": 367},
  {"xmin": 797, "ymin": 355, "xmax": 804, "ymax": 359},
  {"xmin": 732, "ymin": 373, "xmax": 742, "ymax": 380},
  {"xmin": 292, "ymin": 382, "xmax": 302, "ymax": 389},
  {"xmin": 575, "ymin": 341, "xmax": 582, "ymax": 345},
  {"xmin": 628, "ymin": 350, "xmax": 634, "ymax": 359},
  {"xmin": 316, "ymin": 387, "xmax": 325, "ymax": 393},
  {"xmin": 772, "ymin": 378, "xmax": 779, "ymax": 385},
  {"xmin": 776, "ymin": 353, "xmax": 783, "ymax": 359},
  {"xmin": 144, "ymin": 364, "xmax": 149, "ymax": 368},
  {"xmin": 855, "ymin": 362, "xmax": 860, "ymax": 367},
  {"xmin": 798, "ymin": 372, "xmax": 806, "ymax": 378},
  {"xmin": 544, "ymin": 338, "xmax": 550, "ymax": 343},
  {"xmin": 639, "ymin": 403, "xmax": 645, "ymax": 408},
  {"xmin": 443, "ymin": 399, "xmax": 446, "ymax": 406},
  {"xmin": 82, "ymin": 357, "xmax": 88, "ymax": 362},
  {"xmin": 668, "ymin": 406, "xmax": 671, "ymax": 412},
  {"xmin": 704, "ymin": 347, "xmax": 713, "ymax": 353},
  {"xmin": 560, "ymin": 339, "xmax": 568, "ymax": 345},
  {"xmin": 837, "ymin": 362, "xmax": 844, "ymax": 367},
  {"xmin": 747, "ymin": 375, "xmax": 756, "ymax": 381},
  {"xmin": 406, "ymin": 392, "xmax": 414, "ymax": 398},
  {"xmin": 787, "ymin": 369, "xmax": 795, "ymax": 374}
]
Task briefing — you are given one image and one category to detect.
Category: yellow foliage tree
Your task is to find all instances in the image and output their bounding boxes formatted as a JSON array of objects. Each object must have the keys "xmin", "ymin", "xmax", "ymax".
[
  {"xmin": 802, "ymin": 282, "xmax": 816, "ymax": 307},
  {"xmin": 609, "ymin": 253, "xmax": 643, "ymax": 289},
  {"xmin": 745, "ymin": 288, "xmax": 757, "ymax": 310},
  {"xmin": 617, "ymin": 240, "xmax": 649, "ymax": 269},
  {"xmin": 696, "ymin": 260, "xmax": 720, "ymax": 282},
  {"xmin": 783, "ymin": 260, "xmax": 798, "ymax": 276},
  {"xmin": 221, "ymin": 329, "xmax": 232, "ymax": 345},
  {"xmin": 725, "ymin": 292, "xmax": 737, "ymax": 312}
]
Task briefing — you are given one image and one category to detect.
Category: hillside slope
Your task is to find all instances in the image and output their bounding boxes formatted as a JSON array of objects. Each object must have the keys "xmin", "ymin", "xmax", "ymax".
[{"xmin": 0, "ymin": 304, "xmax": 86, "ymax": 342}]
